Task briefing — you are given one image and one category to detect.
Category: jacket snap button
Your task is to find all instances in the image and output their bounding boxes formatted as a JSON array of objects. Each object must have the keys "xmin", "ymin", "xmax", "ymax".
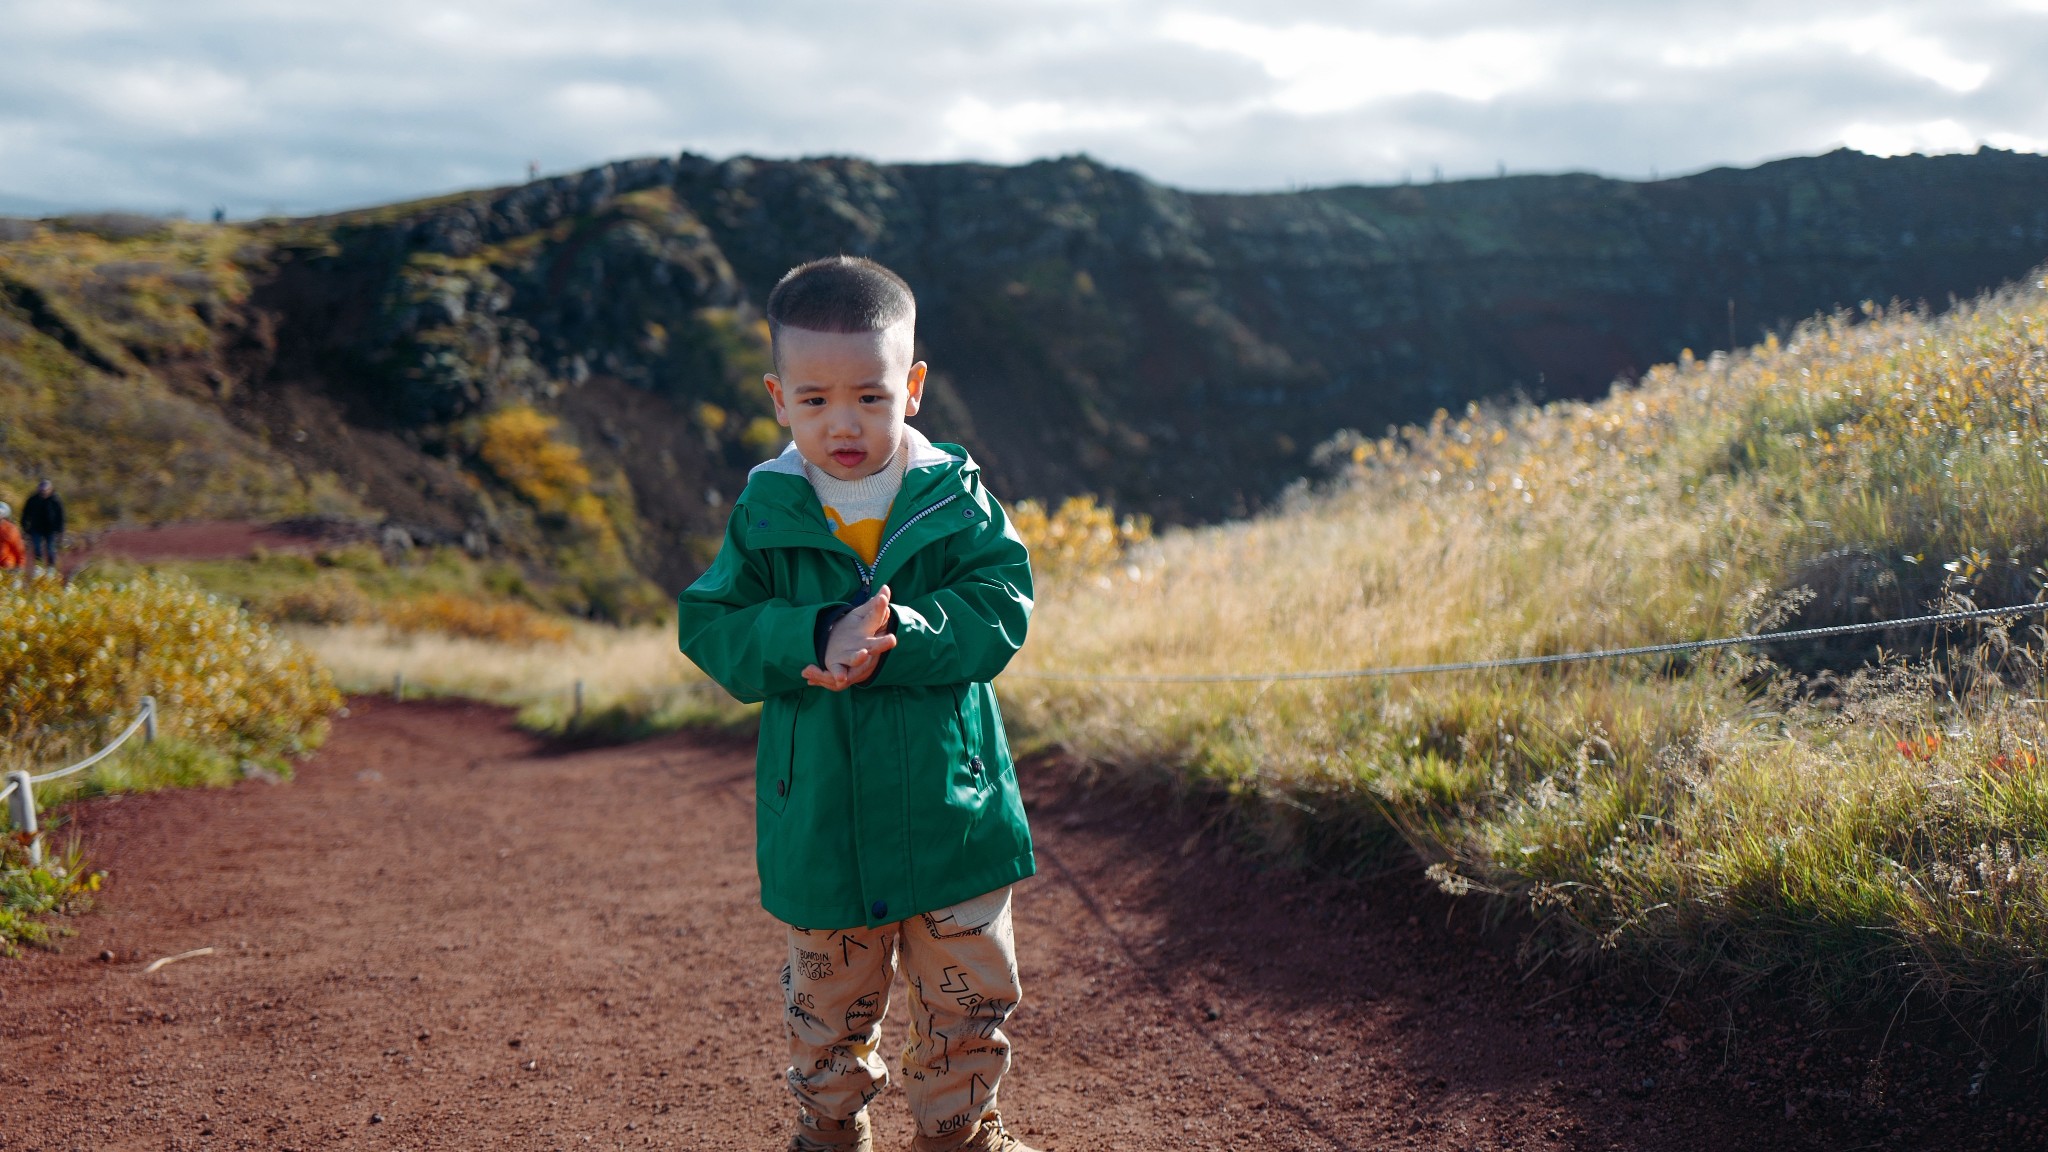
[
  {"xmin": 776, "ymin": 780, "xmax": 786, "ymax": 797},
  {"xmin": 962, "ymin": 508, "xmax": 975, "ymax": 518},
  {"xmin": 969, "ymin": 756, "xmax": 985, "ymax": 775},
  {"xmin": 756, "ymin": 519, "xmax": 770, "ymax": 528},
  {"xmin": 871, "ymin": 900, "xmax": 888, "ymax": 920}
]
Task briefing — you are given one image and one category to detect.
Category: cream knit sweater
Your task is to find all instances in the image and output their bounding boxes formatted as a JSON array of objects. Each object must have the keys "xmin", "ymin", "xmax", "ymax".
[{"xmin": 803, "ymin": 444, "xmax": 906, "ymax": 565}]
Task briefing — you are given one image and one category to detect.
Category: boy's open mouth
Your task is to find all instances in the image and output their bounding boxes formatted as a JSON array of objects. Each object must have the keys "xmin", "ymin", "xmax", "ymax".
[{"xmin": 831, "ymin": 448, "xmax": 868, "ymax": 468}]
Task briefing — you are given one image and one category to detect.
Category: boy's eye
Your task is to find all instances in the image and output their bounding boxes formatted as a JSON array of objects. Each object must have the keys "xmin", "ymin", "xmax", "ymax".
[{"xmin": 801, "ymin": 397, "xmax": 826, "ymax": 406}]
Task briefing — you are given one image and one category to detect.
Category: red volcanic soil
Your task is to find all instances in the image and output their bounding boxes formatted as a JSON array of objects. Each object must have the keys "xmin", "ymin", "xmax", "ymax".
[
  {"xmin": 3, "ymin": 700, "xmax": 2041, "ymax": 1150},
  {"xmin": 69, "ymin": 518, "xmax": 371, "ymax": 568}
]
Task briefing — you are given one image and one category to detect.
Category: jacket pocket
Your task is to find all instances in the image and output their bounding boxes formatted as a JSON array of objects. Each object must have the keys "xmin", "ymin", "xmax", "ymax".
[
  {"xmin": 759, "ymin": 694, "xmax": 799, "ymax": 815},
  {"xmin": 949, "ymin": 684, "xmax": 993, "ymax": 801}
]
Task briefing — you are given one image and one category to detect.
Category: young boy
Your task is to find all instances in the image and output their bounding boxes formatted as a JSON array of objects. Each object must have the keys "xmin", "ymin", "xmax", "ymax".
[{"xmin": 677, "ymin": 257, "xmax": 1042, "ymax": 1152}]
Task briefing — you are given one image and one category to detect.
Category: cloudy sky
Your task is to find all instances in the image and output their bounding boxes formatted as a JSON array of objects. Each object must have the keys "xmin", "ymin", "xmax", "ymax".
[{"xmin": 3, "ymin": 0, "xmax": 2046, "ymax": 217}]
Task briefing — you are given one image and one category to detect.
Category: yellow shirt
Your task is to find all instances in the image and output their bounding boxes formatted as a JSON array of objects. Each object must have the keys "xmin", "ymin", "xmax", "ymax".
[{"xmin": 803, "ymin": 449, "xmax": 905, "ymax": 566}]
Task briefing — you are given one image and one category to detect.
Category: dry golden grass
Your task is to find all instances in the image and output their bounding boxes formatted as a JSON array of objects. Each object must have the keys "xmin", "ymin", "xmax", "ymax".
[
  {"xmin": 292, "ymin": 618, "xmax": 751, "ymax": 736},
  {"xmin": 379, "ymin": 592, "xmax": 573, "ymax": 646},
  {"xmin": 1003, "ymin": 273, "xmax": 2048, "ymax": 1020}
]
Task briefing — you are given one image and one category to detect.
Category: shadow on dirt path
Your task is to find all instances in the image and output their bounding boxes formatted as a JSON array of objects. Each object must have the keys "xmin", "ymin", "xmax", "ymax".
[{"xmin": 0, "ymin": 701, "xmax": 2028, "ymax": 1150}]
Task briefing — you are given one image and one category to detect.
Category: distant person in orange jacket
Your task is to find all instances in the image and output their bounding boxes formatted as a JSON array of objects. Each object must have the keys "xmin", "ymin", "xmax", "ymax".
[
  {"xmin": 21, "ymin": 478, "xmax": 62, "ymax": 571},
  {"xmin": 0, "ymin": 502, "xmax": 24, "ymax": 571}
]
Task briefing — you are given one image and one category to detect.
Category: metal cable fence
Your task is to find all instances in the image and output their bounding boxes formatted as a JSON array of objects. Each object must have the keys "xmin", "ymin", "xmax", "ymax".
[{"xmin": 1003, "ymin": 602, "xmax": 2048, "ymax": 684}]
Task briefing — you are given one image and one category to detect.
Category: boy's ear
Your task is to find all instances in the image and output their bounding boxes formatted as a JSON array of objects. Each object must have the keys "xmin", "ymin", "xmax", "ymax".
[
  {"xmin": 903, "ymin": 361, "xmax": 927, "ymax": 419},
  {"xmin": 764, "ymin": 372, "xmax": 792, "ymax": 427}
]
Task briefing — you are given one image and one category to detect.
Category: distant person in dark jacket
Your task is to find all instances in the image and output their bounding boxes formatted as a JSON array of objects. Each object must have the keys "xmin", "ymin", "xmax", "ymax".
[{"xmin": 21, "ymin": 479, "xmax": 63, "ymax": 570}]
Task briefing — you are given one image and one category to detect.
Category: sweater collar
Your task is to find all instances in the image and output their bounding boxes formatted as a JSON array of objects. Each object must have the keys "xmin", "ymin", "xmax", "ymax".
[
  {"xmin": 747, "ymin": 425, "xmax": 959, "ymax": 482},
  {"xmin": 738, "ymin": 427, "xmax": 976, "ymax": 544}
]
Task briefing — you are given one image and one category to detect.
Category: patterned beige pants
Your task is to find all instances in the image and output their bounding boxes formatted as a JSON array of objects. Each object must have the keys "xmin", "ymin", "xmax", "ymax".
[{"xmin": 783, "ymin": 886, "xmax": 1020, "ymax": 1148}]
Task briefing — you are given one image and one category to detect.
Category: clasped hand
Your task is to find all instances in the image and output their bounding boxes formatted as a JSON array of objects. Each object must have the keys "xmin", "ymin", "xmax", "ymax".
[{"xmin": 802, "ymin": 586, "xmax": 896, "ymax": 691}]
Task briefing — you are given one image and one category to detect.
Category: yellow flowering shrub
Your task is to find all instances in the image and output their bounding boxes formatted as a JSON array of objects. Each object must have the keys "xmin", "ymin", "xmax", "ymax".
[
  {"xmin": 1010, "ymin": 494, "xmax": 1152, "ymax": 575},
  {"xmin": 0, "ymin": 572, "xmax": 340, "ymax": 755},
  {"xmin": 740, "ymin": 415, "xmax": 785, "ymax": 454},
  {"xmin": 477, "ymin": 404, "xmax": 608, "ymax": 529}
]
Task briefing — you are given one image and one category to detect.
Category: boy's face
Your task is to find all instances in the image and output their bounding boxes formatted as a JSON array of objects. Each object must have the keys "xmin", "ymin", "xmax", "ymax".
[{"xmin": 764, "ymin": 323, "xmax": 926, "ymax": 481}]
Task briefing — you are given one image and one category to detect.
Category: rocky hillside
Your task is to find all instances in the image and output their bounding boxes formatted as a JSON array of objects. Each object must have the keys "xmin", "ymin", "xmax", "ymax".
[
  {"xmin": 671, "ymin": 147, "xmax": 2048, "ymax": 519},
  {"xmin": 3, "ymin": 147, "xmax": 2045, "ymax": 606}
]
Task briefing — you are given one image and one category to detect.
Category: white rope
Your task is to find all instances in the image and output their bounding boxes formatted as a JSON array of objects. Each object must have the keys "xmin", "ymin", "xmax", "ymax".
[
  {"xmin": 30, "ymin": 699, "xmax": 154, "ymax": 784},
  {"xmin": 1005, "ymin": 602, "xmax": 2048, "ymax": 684},
  {"xmin": 0, "ymin": 778, "xmax": 15, "ymax": 803}
]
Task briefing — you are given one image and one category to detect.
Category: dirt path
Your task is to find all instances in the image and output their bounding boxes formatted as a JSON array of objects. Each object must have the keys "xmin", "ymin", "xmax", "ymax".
[
  {"xmin": 1, "ymin": 701, "xmax": 2026, "ymax": 1151},
  {"xmin": 62, "ymin": 518, "xmax": 371, "ymax": 572}
]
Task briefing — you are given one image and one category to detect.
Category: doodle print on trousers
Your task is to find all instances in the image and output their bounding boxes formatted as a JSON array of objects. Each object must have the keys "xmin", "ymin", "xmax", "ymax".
[{"xmin": 782, "ymin": 887, "xmax": 1020, "ymax": 1145}]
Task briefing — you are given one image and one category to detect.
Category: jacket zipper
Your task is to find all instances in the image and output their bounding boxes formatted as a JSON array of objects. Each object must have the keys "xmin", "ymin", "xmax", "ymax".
[{"xmin": 853, "ymin": 494, "xmax": 959, "ymax": 598}]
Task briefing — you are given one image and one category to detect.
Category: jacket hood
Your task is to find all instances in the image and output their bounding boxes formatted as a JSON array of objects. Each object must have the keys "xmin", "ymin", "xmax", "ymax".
[{"xmin": 732, "ymin": 423, "xmax": 995, "ymax": 603}]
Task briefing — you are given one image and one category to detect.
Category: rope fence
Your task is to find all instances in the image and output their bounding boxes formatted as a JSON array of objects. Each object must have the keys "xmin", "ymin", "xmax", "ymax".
[
  {"xmin": 5, "ymin": 697, "xmax": 155, "ymax": 866},
  {"xmin": 1003, "ymin": 602, "xmax": 2048, "ymax": 684}
]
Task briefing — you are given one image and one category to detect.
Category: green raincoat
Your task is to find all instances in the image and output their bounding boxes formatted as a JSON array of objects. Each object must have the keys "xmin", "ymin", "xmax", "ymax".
[{"xmin": 677, "ymin": 429, "xmax": 1036, "ymax": 930}]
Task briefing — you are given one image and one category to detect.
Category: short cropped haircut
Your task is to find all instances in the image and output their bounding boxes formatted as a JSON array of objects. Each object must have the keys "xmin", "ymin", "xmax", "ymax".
[{"xmin": 764, "ymin": 256, "xmax": 916, "ymax": 368}]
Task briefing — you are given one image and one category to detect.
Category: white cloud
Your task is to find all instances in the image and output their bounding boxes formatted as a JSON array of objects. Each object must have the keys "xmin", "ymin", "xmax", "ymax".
[
  {"xmin": 1161, "ymin": 13, "xmax": 1553, "ymax": 112},
  {"xmin": 1986, "ymin": 129, "xmax": 2048, "ymax": 152},
  {"xmin": 551, "ymin": 82, "xmax": 666, "ymax": 122},
  {"xmin": 0, "ymin": 0, "xmax": 2044, "ymax": 214},
  {"xmin": 3, "ymin": 0, "xmax": 138, "ymax": 36},
  {"xmin": 939, "ymin": 96, "xmax": 1155, "ymax": 162},
  {"xmin": 1838, "ymin": 117, "xmax": 1983, "ymax": 156},
  {"xmin": 1661, "ymin": 16, "xmax": 1991, "ymax": 93},
  {"xmin": 85, "ymin": 63, "xmax": 259, "ymax": 136}
]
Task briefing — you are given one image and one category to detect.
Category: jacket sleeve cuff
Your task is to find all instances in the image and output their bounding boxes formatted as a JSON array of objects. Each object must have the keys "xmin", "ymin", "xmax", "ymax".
[{"xmin": 812, "ymin": 603, "xmax": 854, "ymax": 664}]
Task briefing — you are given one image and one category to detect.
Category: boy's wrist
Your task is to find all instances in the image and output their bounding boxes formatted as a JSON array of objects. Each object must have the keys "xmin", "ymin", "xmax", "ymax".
[{"xmin": 854, "ymin": 605, "xmax": 897, "ymax": 686}]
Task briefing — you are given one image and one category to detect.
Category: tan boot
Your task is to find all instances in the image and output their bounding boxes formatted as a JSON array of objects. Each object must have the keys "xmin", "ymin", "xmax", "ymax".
[
  {"xmin": 789, "ymin": 1108, "xmax": 873, "ymax": 1152},
  {"xmin": 912, "ymin": 1109, "xmax": 1041, "ymax": 1152}
]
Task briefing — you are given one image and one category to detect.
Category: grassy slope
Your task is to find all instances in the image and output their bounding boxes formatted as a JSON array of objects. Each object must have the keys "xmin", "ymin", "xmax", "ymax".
[
  {"xmin": 1005, "ymin": 271, "xmax": 2048, "ymax": 1022},
  {"xmin": 0, "ymin": 216, "xmax": 674, "ymax": 622},
  {"xmin": 0, "ymin": 220, "xmax": 358, "ymax": 524}
]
